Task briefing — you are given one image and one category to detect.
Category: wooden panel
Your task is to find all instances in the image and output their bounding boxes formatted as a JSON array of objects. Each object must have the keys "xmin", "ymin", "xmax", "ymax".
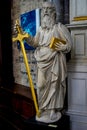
[
  {"xmin": 0, "ymin": 83, "xmax": 36, "ymax": 119},
  {"xmin": 71, "ymin": 28, "xmax": 87, "ymax": 59},
  {"xmin": 68, "ymin": 72, "xmax": 87, "ymax": 114},
  {"xmin": 0, "ymin": 34, "xmax": 2, "ymax": 85}
]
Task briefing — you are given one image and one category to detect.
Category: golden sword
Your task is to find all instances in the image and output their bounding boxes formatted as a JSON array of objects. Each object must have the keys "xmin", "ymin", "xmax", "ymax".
[{"xmin": 12, "ymin": 19, "xmax": 40, "ymax": 117}]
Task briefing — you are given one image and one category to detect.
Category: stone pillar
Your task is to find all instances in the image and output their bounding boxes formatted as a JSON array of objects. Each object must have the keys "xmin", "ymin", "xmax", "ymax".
[
  {"xmin": 52, "ymin": 0, "xmax": 64, "ymax": 23},
  {"xmin": 64, "ymin": 0, "xmax": 69, "ymax": 24},
  {"xmin": 50, "ymin": 0, "xmax": 69, "ymax": 24}
]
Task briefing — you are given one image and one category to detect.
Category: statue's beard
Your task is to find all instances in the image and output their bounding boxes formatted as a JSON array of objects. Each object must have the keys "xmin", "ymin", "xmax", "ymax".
[{"xmin": 41, "ymin": 15, "xmax": 55, "ymax": 29}]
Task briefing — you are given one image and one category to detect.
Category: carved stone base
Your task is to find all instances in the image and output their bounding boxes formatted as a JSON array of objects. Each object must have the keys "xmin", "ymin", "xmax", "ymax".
[{"xmin": 24, "ymin": 115, "xmax": 70, "ymax": 129}]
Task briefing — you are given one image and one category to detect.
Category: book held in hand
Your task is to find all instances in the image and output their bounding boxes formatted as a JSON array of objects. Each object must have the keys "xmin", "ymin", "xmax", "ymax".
[{"xmin": 49, "ymin": 37, "xmax": 66, "ymax": 49}]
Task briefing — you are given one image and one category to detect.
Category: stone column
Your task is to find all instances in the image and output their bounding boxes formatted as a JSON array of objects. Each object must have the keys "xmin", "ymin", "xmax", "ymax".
[
  {"xmin": 64, "ymin": 0, "xmax": 69, "ymax": 24},
  {"xmin": 51, "ymin": 0, "xmax": 69, "ymax": 24},
  {"xmin": 52, "ymin": 0, "xmax": 64, "ymax": 23}
]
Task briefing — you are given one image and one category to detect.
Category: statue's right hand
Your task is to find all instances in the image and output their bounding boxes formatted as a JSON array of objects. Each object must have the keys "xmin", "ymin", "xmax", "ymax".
[
  {"xmin": 13, "ymin": 23, "xmax": 19, "ymax": 35},
  {"xmin": 13, "ymin": 19, "xmax": 21, "ymax": 35}
]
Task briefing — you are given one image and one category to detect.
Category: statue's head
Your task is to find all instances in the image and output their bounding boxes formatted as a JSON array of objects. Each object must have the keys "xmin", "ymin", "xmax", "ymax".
[
  {"xmin": 41, "ymin": 1, "xmax": 57, "ymax": 29},
  {"xmin": 42, "ymin": 1, "xmax": 56, "ymax": 18}
]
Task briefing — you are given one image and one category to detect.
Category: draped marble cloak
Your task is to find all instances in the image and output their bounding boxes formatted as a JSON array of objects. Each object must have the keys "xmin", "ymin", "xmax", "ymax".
[{"xmin": 31, "ymin": 22, "xmax": 72, "ymax": 111}]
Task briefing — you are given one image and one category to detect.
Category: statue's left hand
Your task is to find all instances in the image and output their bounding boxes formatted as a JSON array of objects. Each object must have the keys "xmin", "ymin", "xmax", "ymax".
[{"xmin": 54, "ymin": 42, "xmax": 67, "ymax": 51}]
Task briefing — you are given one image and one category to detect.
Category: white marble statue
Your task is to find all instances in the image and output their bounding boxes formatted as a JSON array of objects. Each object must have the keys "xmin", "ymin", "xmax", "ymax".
[
  {"xmin": 14, "ymin": 1, "xmax": 72, "ymax": 123},
  {"xmin": 26, "ymin": 1, "xmax": 72, "ymax": 123}
]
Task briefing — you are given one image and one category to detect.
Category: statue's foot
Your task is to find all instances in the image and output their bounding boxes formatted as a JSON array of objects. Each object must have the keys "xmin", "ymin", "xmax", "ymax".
[{"xmin": 36, "ymin": 111, "xmax": 62, "ymax": 123}]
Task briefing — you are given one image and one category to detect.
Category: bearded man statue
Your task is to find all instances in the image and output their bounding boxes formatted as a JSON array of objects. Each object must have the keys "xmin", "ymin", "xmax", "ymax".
[
  {"xmin": 27, "ymin": 1, "xmax": 72, "ymax": 123},
  {"xmin": 15, "ymin": 1, "xmax": 72, "ymax": 123}
]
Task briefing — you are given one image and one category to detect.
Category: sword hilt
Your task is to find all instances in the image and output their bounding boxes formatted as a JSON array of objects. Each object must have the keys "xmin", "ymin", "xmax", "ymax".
[{"xmin": 12, "ymin": 19, "xmax": 30, "ymax": 42}]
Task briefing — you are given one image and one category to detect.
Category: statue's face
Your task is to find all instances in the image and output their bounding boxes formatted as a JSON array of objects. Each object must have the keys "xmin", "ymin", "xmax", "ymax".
[
  {"xmin": 42, "ymin": 6, "xmax": 53, "ymax": 17},
  {"xmin": 42, "ymin": 2, "xmax": 56, "ymax": 19}
]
